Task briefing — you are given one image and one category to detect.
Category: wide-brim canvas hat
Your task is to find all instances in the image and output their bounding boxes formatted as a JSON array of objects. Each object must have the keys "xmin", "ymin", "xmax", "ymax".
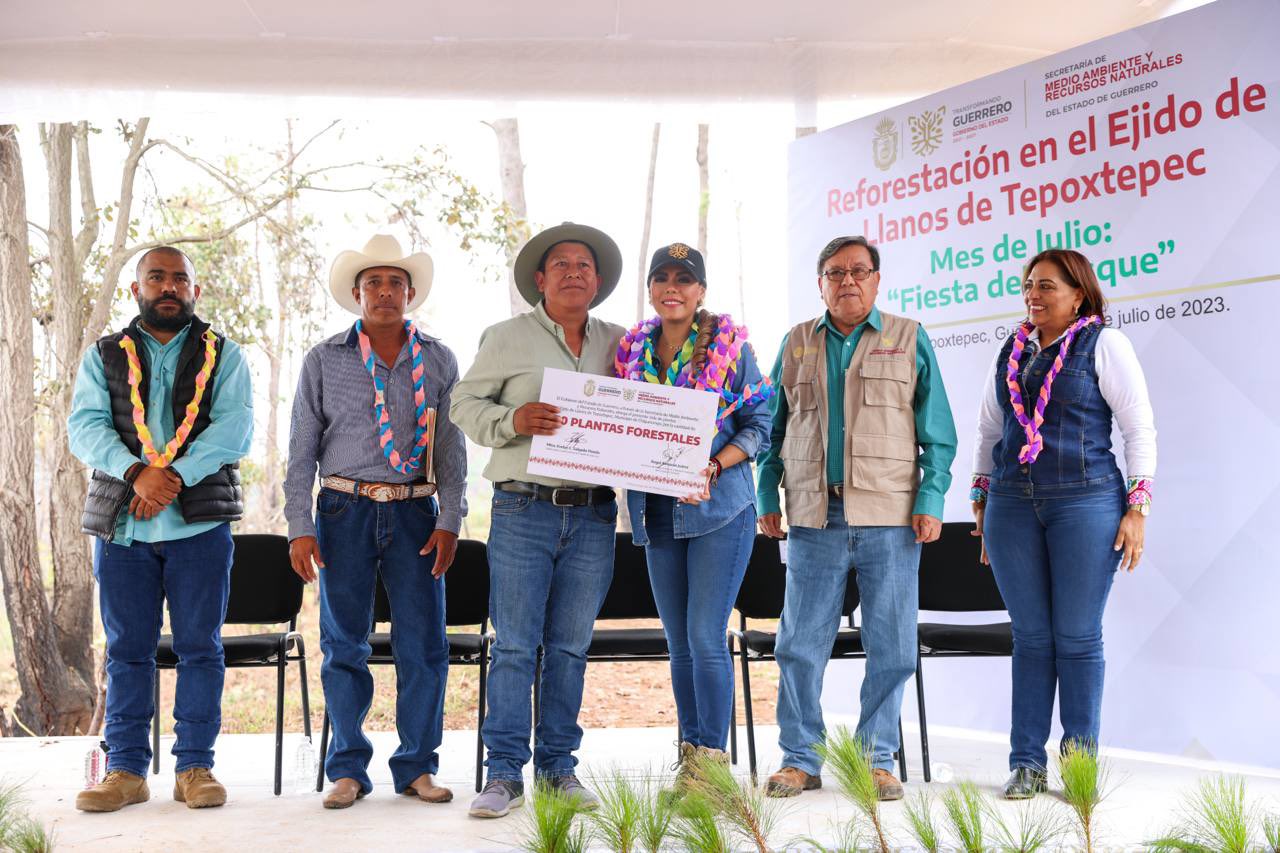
[
  {"xmin": 328, "ymin": 234, "xmax": 433, "ymax": 315},
  {"xmin": 513, "ymin": 222, "xmax": 622, "ymax": 308}
]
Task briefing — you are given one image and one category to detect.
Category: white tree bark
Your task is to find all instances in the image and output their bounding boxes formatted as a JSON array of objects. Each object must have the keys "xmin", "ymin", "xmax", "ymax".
[
  {"xmin": 696, "ymin": 124, "xmax": 709, "ymax": 258},
  {"xmin": 635, "ymin": 123, "xmax": 661, "ymax": 322},
  {"xmin": 489, "ymin": 118, "xmax": 531, "ymax": 317},
  {"xmin": 1, "ymin": 125, "xmax": 93, "ymax": 735}
]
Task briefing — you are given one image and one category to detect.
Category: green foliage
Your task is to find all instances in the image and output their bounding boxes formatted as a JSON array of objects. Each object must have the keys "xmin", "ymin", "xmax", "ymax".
[
  {"xmin": 682, "ymin": 751, "xmax": 785, "ymax": 853},
  {"xmin": 1147, "ymin": 776, "xmax": 1257, "ymax": 853},
  {"xmin": 940, "ymin": 781, "xmax": 986, "ymax": 853},
  {"xmin": 516, "ymin": 782, "xmax": 589, "ymax": 853},
  {"xmin": 636, "ymin": 776, "xmax": 677, "ymax": 853},
  {"xmin": 903, "ymin": 789, "xmax": 942, "ymax": 853},
  {"xmin": 0, "ymin": 781, "xmax": 54, "ymax": 853},
  {"xmin": 990, "ymin": 798, "xmax": 1068, "ymax": 853},
  {"xmin": 1058, "ymin": 743, "xmax": 1110, "ymax": 852},
  {"xmin": 1264, "ymin": 813, "xmax": 1280, "ymax": 852},
  {"xmin": 671, "ymin": 791, "xmax": 731, "ymax": 853},
  {"xmin": 587, "ymin": 769, "xmax": 646, "ymax": 853},
  {"xmin": 816, "ymin": 727, "xmax": 890, "ymax": 853}
]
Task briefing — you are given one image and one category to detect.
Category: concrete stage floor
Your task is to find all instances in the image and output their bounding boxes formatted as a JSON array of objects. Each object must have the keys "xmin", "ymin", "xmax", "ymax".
[{"xmin": 4, "ymin": 722, "xmax": 1279, "ymax": 851}]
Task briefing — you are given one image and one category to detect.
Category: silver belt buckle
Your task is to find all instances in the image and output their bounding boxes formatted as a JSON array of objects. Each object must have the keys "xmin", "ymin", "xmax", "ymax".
[
  {"xmin": 551, "ymin": 487, "xmax": 575, "ymax": 507},
  {"xmin": 366, "ymin": 483, "xmax": 397, "ymax": 502}
]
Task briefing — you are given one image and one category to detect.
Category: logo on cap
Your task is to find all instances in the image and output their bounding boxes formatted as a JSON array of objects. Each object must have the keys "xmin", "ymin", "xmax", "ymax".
[{"xmin": 668, "ymin": 243, "xmax": 691, "ymax": 260}]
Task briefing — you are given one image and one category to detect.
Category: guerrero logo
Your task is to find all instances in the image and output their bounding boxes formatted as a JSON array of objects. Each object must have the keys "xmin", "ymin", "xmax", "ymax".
[
  {"xmin": 622, "ymin": 387, "xmax": 637, "ymax": 402},
  {"xmin": 908, "ymin": 105, "xmax": 947, "ymax": 156},
  {"xmin": 583, "ymin": 379, "xmax": 597, "ymax": 397},
  {"xmin": 872, "ymin": 118, "xmax": 898, "ymax": 171}
]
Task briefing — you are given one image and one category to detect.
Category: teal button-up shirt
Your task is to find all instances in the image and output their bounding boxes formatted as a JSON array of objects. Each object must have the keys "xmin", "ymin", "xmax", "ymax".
[
  {"xmin": 756, "ymin": 307, "xmax": 957, "ymax": 520},
  {"xmin": 68, "ymin": 323, "xmax": 254, "ymax": 545}
]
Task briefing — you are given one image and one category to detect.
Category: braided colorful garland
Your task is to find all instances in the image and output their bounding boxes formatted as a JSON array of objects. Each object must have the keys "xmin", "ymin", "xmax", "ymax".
[
  {"xmin": 118, "ymin": 329, "xmax": 219, "ymax": 467},
  {"xmin": 615, "ymin": 314, "xmax": 775, "ymax": 428},
  {"xmin": 355, "ymin": 319, "xmax": 432, "ymax": 474},
  {"xmin": 642, "ymin": 323, "xmax": 697, "ymax": 386},
  {"xmin": 1005, "ymin": 314, "xmax": 1100, "ymax": 464}
]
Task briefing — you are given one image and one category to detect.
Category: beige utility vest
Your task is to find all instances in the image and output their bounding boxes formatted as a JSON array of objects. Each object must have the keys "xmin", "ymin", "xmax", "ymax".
[{"xmin": 779, "ymin": 311, "xmax": 920, "ymax": 528}]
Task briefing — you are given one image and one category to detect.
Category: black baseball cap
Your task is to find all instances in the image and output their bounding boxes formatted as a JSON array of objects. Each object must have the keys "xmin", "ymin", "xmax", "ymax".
[{"xmin": 647, "ymin": 243, "xmax": 707, "ymax": 285}]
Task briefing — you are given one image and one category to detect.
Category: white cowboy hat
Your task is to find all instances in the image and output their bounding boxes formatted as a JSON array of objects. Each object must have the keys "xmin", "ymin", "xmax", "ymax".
[
  {"xmin": 513, "ymin": 222, "xmax": 622, "ymax": 308},
  {"xmin": 328, "ymin": 234, "xmax": 434, "ymax": 315}
]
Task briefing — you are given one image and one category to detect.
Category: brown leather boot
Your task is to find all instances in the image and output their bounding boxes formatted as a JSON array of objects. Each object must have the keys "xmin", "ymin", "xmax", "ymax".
[
  {"xmin": 323, "ymin": 777, "xmax": 366, "ymax": 809},
  {"xmin": 872, "ymin": 768, "xmax": 904, "ymax": 801},
  {"xmin": 173, "ymin": 768, "xmax": 227, "ymax": 808},
  {"xmin": 75, "ymin": 770, "xmax": 150, "ymax": 812},
  {"xmin": 402, "ymin": 773, "xmax": 453, "ymax": 803},
  {"xmin": 764, "ymin": 766, "xmax": 822, "ymax": 798}
]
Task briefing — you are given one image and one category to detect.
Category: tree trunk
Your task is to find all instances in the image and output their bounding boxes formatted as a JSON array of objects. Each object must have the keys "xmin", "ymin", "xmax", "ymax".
[
  {"xmin": 39, "ymin": 123, "xmax": 95, "ymax": 691},
  {"xmin": 489, "ymin": 118, "xmax": 531, "ymax": 317},
  {"xmin": 696, "ymin": 124, "xmax": 709, "ymax": 257},
  {"xmin": 636, "ymin": 123, "xmax": 661, "ymax": 322},
  {"xmin": 1, "ymin": 125, "xmax": 94, "ymax": 735}
]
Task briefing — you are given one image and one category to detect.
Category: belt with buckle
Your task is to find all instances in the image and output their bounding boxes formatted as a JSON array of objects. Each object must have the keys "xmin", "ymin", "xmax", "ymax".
[
  {"xmin": 828, "ymin": 484, "xmax": 845, "ymax": 498},
  {"xmin": 321, "ymin": 475, "xmax": 437, "ymax": 502},
  {"xmin": 495, "ymin": 481, "xmax": 615, "ymax": 507}
]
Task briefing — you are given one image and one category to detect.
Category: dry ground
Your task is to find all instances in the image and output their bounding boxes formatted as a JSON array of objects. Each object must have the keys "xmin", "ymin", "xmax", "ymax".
[{"xmin": 0, "ymin": 595, "xmax": 780, "ymax": 739}]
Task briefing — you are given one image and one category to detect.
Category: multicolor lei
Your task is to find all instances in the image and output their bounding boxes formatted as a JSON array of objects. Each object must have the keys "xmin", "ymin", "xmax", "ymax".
[
  {"xmin": 1126, "ymin": 476, "xmax": 1154, "ymax": 510},
  {"xmin": 356, "ymin": 319, "xmax": 432, "ymax": 474},
  {"xmin": 641, "ymin": 323, "xmax": 698, "ymax": 386},
  {"xmin": 1005, "ymin": 314, "xmax": 1100, "ymax": 464},
  {"xmin": 615, "ymin": 314, "xmax": 775, "ymax": 428},
  {"xmin": 118, "ymin": 330, "xmax": 218, "ymax": 467}
]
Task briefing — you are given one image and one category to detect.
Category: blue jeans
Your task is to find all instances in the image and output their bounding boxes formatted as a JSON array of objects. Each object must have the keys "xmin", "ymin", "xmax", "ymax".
[
  {"xmin": 316, "ymin": 489, "xmax": 448, "ymax": 794},
  {"xmin": 984, "ymin": 487, "xmax": 1123, "ymax": 771},
  {"xmin": 775, "ymin": 500, "xmax": 920, "ymax": 773},
  {"xmin": 643, "ymin": 495, "xmax": 754, "ymax": 751},
  {"xmin": 482, "ymin": 491, "xmax": 617, "ymax": 782},
  {"xmin": 94, "ymin": 523, "xmax": 233, "ymax": 777}
]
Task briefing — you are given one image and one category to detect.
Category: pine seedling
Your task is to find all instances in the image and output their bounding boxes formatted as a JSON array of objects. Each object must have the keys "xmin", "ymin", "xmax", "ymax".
[
  {"xmin": 940, "ymin": 781, "xmax": 986, "ymax": 853},
  {"xmin": 1264, "ymin": 812, "xmax": 1280, "ymax": 852},
  {"xmin": 990, "ymin": 798, "xmax": 1069, "ymax": 853},
  {"xmin": 588, "ymin": 768, "xmax": 646, "ymax": 853},
  {"xmin": 817, "ymin": 727, "xmax": 891, "ymax": 853},
  {"xmin": 517, "ymin": 782, "xmax": 589, "ymax": 853},
  {"xmin": 682, "ymin": 752, "xmax": 786, "ymax": 853},
  {"xmin": 1147, "ymin": 775, "xmax": 1255, "ymax": 853},
  {"xmin": 4, "ymin": 817, "xmax": 55, "ymax": 853},
  {"xmin": 1058, "ymin": 743, "xmax": 1111, "ymax": 852},
  {"xmin": 671, "ymin": 790, "xmax": 732, "ymax": 853},
  {"xmin": 903, "ymin": 789, "xmax": 942, "ymax": 853},
  {"xmin": 637, "ymin": 775, "xmax": 677, "ymax": 853}
]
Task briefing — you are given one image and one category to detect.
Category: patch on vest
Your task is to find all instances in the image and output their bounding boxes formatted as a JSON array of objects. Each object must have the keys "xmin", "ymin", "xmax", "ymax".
[{"xmin": 791, "ymin": 345, "xmax": 820, "ymax": 359}]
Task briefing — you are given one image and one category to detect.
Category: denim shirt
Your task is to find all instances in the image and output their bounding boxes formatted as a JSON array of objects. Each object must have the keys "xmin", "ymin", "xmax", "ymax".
[
  {"xmin": 626, "ymin": 341, "xmax": 772, "ymax": 544},
  {"xmin": 990, "ymin": 321, "xmax": 1121, "ymax": 497}
]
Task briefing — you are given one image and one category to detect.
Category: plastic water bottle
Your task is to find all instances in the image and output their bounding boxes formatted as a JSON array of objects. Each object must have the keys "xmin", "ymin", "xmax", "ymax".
[
  {"xmin": 83, "ymin": 741, "xmax": 107, "ymax": 789},
  {"xmin": 293, "ymin": 736, "xmax": 317, "ymax": 794},
  {"xmin": 931, "ymin": 762, "xmax": 954, "ymax": 783}
]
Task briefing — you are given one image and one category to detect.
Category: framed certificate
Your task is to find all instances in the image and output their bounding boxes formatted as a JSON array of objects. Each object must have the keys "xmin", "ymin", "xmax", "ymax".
[{"xmin": 527, "ymin": 367, "xmax": 719, "ymax": 498}]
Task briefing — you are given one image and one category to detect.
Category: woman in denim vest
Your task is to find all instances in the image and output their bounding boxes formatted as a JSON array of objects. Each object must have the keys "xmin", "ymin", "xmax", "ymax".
[
  {"xmin": 971, "ymin": 248, "xmax": 1156, "ymax": 799},
  {"xmin": 615, "ymin": 243, "xmax": 773, "ymax": 785}
]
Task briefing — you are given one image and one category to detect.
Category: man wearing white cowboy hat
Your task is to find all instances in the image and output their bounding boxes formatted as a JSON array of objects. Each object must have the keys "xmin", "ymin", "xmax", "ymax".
[
  {"xmin": 284, "ymin": 233, "xmax": 467, "ymax": 809},
  {"xmin": 451, "ymin": 223, "xmax": 625, "ymax": 818}
]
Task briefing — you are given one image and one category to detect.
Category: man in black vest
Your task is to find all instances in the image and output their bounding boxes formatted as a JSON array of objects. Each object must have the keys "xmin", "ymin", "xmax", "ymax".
[{"xmin": 68, "ymin": 246, "xmax": 253, "ymax": 812}]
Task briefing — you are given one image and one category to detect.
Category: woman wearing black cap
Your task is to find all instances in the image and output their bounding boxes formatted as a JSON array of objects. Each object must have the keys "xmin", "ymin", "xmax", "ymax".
[{"xmin": 615, "ymin": 243, "xmax": 774, "ymax": 790}]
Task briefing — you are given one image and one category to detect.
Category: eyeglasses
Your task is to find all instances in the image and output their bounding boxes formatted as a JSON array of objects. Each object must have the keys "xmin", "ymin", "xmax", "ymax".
[{"xmin": 822, "ymin": 267, "xmax": 876, "ymax": 283}]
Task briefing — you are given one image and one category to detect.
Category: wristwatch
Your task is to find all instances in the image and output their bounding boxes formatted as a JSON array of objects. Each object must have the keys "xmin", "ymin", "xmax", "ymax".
[{"xmin": 1129, "ymin": 502, "xmax": 1150, "ymax": 517}]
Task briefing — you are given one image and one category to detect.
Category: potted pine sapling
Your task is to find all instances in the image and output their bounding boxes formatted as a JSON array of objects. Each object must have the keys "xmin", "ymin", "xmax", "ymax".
[
  {"xmin": 989, "ymin": 798, "xmax": 1068, "ymax": 853},
  {"xmin": 587, "ymin": 768, "xmax": 647, "ymax": 853},
  {"xmin": 0, "ymin": 783, "xmax": 55, "ymax": 853},
  {"xmin": 816, "ymin": 727, "xmax": 892, "ymax": 853},
  {"xmin": 903, "ymin": 789, "xmax": 943, "ymax": 853},
  {"xmin": 1265, "ymin": 813, "xmax": 1280, "ymax": 852},
  {"xmin": 670, "ymin": 789, "xmax": 732, "ymax": 853}
]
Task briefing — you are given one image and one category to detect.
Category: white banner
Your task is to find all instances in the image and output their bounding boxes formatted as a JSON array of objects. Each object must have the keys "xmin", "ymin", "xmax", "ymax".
[{"xmin": 788, "ymin": 0, "xmax": 1280, "ymax": 767}]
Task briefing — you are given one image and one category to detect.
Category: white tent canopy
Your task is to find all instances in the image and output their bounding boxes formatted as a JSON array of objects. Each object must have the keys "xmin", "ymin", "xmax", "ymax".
[{"xmin": 1, "ymin": 0, "xmax": 1207, "ymax": 117}]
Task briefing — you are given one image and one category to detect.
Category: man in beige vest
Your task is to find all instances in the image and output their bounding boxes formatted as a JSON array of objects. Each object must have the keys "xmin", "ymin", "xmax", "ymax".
[{"xmin": 756, "ymin": 236, "xmax": 957, "ymax": 800}]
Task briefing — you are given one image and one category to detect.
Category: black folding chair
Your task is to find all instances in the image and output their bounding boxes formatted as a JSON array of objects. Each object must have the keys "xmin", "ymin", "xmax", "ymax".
[
  {"xmin": 315, "ymin": 539, "xmax": 493, "ymax": 792},
  {"xmin": 914, "ymin": 521, "xmax": 1011, "ymax": 781},
  {"xmin": 152, "ymin": 533, "xmax": 310, "ymax": 796},
  {"xmin": 731, "ymin": 534, "xmax": 906, "ymax": 782}
]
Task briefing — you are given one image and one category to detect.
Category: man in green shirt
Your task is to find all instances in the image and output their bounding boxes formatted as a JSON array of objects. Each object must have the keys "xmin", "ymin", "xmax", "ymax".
[
  {"xmin": 451, "ymin": 223, "xmax": 626, "ymax": 818},
  {"xmin": 757, "ymin": 236, "xmax": 957, "ymax": 801}
]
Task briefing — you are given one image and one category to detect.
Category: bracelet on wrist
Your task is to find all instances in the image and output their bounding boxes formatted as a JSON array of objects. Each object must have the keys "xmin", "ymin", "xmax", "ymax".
[{"xmin": 969, "ymin": 474, "xmax": 990, "ymax": 504}]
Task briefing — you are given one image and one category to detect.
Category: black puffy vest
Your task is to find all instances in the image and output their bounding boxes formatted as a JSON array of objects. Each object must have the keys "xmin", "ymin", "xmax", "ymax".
[{"xmin": 80, "ymin": 315, "xmax": 243, "ymax": 541}]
